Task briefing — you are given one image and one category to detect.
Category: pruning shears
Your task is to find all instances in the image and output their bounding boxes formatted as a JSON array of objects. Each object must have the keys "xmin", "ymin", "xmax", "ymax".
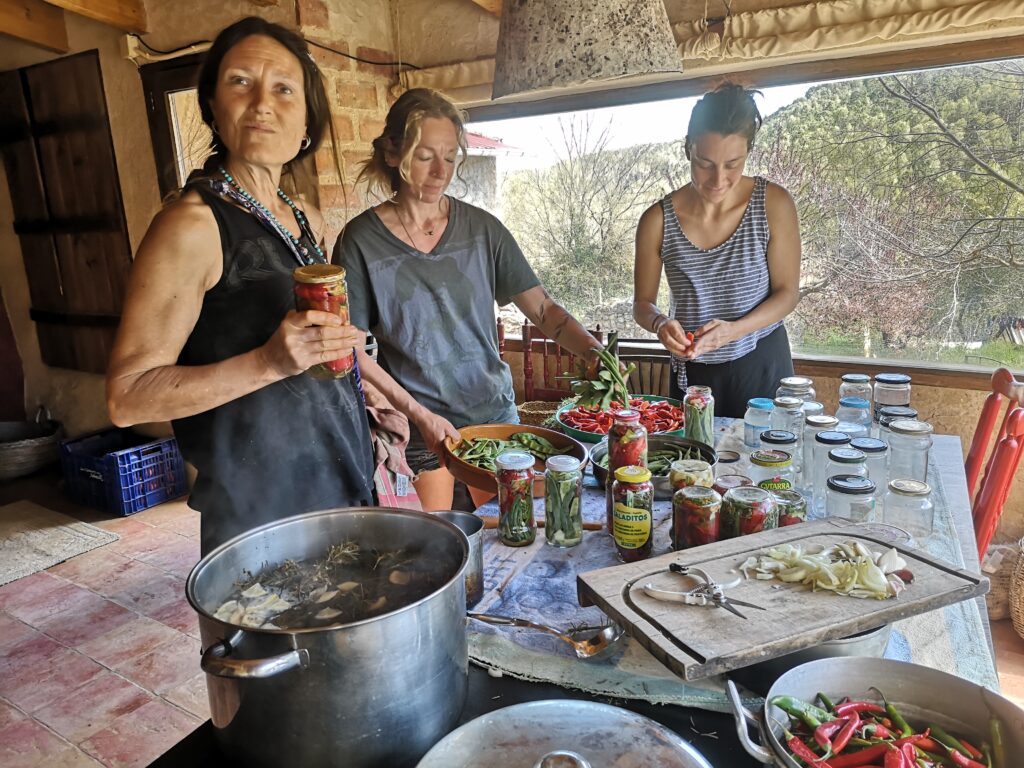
[{"xmin": 641, "ymin": 563, "xmax": 766, "ymax": 620}]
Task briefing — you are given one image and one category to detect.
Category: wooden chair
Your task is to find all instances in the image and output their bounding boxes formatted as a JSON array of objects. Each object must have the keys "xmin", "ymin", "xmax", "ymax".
[
  {"xmin": 965, "ymin": 368, "xmax": 1024, "ymax": 558},
  {"xmin": 522, "ymin": 320, "xmax": 604, "ymax": 402},
  {"xmin": 619, "ymin": 353, "xmax": 672, "ymax": 398}
]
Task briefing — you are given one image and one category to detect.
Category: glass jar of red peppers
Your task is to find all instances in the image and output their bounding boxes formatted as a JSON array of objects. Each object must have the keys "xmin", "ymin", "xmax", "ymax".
[
  {"xmin": 684, "ymin": 386, "xmax": 715, "ymax": 446},
  {"xmin": 495, "ymin": 451, "xmax": 536, "ymax": 547},
  {"xmin": 605, "ymin": 409, "xmax": 648, "ymax": 532},
  {"xmin": 293, "ymin": 264, "xmax": 354, "ymax": 379},
  {"xmin": 721, "ymin": 486, "xmax": 778, "ymax": 539},
  {"xmin": 713, "ymin": 474, "xmax": 753, "ymax": 497},
  {"xmin": 671, "ymin": 485, "xmax": 722, "ymax": 550},
  {"xmin": 773, "ymin": 489, "xmax": 807, "ymax": 526},
  {"xmin": 611, "ymin": 466, "xmax": 654, "ymax": 562}
]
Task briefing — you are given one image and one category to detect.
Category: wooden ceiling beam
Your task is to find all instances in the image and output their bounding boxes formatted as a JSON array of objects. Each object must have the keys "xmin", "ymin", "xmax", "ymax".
[
  {"xmin": 43, "ymin": 0, "xmax": 147, "ymax": 33},
  {"xmin": 0, "ymin": 0, "xmax": 68, "ymax": 53},
  {"xmin": 467, "ymin": 0, "xmax": 501, "ymax": 16}
]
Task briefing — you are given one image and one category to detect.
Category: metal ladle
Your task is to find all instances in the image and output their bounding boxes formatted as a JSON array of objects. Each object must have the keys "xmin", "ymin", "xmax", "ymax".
[{"xmin": 468, "ymin": 613, "xmax": 624, "ymax": 660}]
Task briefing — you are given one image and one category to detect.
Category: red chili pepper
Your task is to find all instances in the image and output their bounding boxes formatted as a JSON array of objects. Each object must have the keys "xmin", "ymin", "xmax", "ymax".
[
  {"xmin": 828, "ymin": 735, "xmax": 930, "ymax": 768},
  {"xmin": 786, "ymin": 731, "xmax": 835, "ymax": 767},
  {"xmin": 832, "ymin": 714, "xmax": 861, "ymax": 754},
  {"xmin": 957, "ymin": 739, "xmax": 983, "ymax": 760},
  {"xmin": 863, "ymin": 722, "xmax": 894, "ymax": 739},
  {"xmin": 883, "ymin": 746, "xmax": 907, "ymax": 768},
  {"xmin": 945, "ymin": 749, "xmax": 986, "ymax": 768},
  {"xmin": 835, "ymin": 702, "xmax": 887, "ymax": 718},
  {"xmin": 685, "ymin": 331, "xmax": 695, "ymax": 342},
  {"xmin": 814, "ymin": 718, "xmax": 848, "ymax": 751}
]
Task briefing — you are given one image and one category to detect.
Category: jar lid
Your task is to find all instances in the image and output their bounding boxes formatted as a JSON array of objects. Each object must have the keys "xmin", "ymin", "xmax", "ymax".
[
  {"xmin": 772, "ymin": 489, "xmax": 805, "ymax": 506},
  {"xmin": 686, "ymin": 385, "xmax": 712, "ymax": 396},
  {"xmin": 760, "ymin": 430, "xmax": 797, "ymax": 445},
  {"xmin": 815, "ymin": 430, "xmax": 852, "ymax": 445},
  {"xmin": 827, "ymin": 475, "xmax": 877, "ymax": 495},
  {"xmin": 888, "ymin": 419, "xmax": 933, "ymax": 436},
  {"xmin": 717, "ymin": 450, "xmax": 740, "ymax": 464},
  {"xmin": 888, "ymin": 479, "xmax": 931, "ymax": 496},
  {"xmin": 773, "ymin": 396, "xmax": 803, "ymax": 409},
  {"xmin": 747, "ymin": 397, "xmax": 774, "ymax": 411},
  {"xmin": 751, "ymin": 449, "xmax": 792, "ymax": 468},
  {"xmin": 293, "ymin": 264, "xmax": 345, "ymax": 283},
  {"xmin": 612, "ymin": 408, "xmax": 640, "ymax": 423},
  {"xmin": 828, "ymin": 447, "xmax": 866, "ymax": 463},
  {"xmin": 839, "ymin": 396, "xmax": 870, "ymax": 409},
  {"xmin": 715, "ymin": 474, "xmax": 752, "ymax": 490},
  {"xmin": 670, "ymin": 459, "xmax": 711, "ymax": 474},
  {"xmin": 615, "ymin": 465, "xmax": 651, "ymax": 483},
  {"xmin": 676, "ymin": 485, "xmax": 721, "ymax": 503},
  {"xmin": 800, "ymin": 401, "xmax": 824, "ymax": 415},
  {"xmin": 842, "ymin": 373, "xmax": 871, "ymax": 383},
  {"xmin": 495, "ymin": 451, "xmax": 535, "ymax": 471},
  {"xmin": 806, "ymin": 415, "xmax": 839, "ymax": 429},
  {"xmin": 545, "ymin": 454, "xmax": 581, "ymax": 472},
  {"xmin": 874, "ymin": 373, "xmax": 912, "ymax": 385},
  {"xmin": 780, "ymin": 376, "xmax": 813, "ymax": 389},
  {"xmin": 724, "ymin": 485, "xmax": 774, "ymax": 504},
  {"xmin": 879, "ymin": 406, "xmax": 918, "ymax": 420},
  {"xmin": 851, "ymin": 437, "xmax": 887, "ymax": 454}
]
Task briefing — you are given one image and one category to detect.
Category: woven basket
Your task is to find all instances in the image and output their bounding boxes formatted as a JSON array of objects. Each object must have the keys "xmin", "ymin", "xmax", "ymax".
[
  {"xmin": 1010, "ymin": 537, "xmax": 1024, "ymax": 639},
  {"xmin": 984, "ymin": 542, "xmax": 1021, "ymax": 620},
  {"xmin": 516, "ymin": 400, "xmax": 562, "ymax": 427},
  {"xmin": 0, "ymin": 408, "xmax": 63, "ymax": 482}
]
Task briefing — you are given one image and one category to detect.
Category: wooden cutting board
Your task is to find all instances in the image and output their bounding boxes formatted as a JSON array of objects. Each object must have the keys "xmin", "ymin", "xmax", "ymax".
[{"xmin": 577, "ymin": 518, "xmax": 988, "ymax": 681}]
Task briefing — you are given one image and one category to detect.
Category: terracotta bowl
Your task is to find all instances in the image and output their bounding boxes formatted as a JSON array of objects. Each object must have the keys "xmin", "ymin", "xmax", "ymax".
[{"xmin": 444, "ymin": 423, "xmax": 588, "ymax": 498}]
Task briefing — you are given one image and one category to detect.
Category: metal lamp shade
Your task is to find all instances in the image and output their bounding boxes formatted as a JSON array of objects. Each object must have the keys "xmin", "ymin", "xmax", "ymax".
[{"xmin": 492, "ymin": 0, "xmax": 683, "ymax": 99}]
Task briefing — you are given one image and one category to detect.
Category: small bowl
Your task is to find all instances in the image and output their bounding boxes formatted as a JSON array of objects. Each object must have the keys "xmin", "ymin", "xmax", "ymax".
[
  {"xmin": 554, "ymin": 395, "xmax": 686, "ymax": 444},
  {"xmin": 590, "ymin": 435, "xmax": 717, "ymax": 500},
  {"xmin": 444, "ymin": 423, "xmax": 588, "ymax": 498}
]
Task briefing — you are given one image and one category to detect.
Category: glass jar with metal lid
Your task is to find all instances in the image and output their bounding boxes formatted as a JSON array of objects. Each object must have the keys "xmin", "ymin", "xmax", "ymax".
[
  {"xmin": 774, "ymin": 489, "xmax": 808, "ymax": 526},
  {"xmin": 721, "ymin": 486, "xmax": 778, "ymax": 538},
  {"xmin": 878, "ymin": 406, "xmax": 920, "ymax": 442},
  {"xmin": 544, "ymin": 455, "xmax": 583, "ymax": 548},
  {"xmin": 826, "ymin": 447, "xmax": 868, "ymax": 484},
  {"xmin": 777, "ymin": 376, "xmax": 816, "ymax": 402},
  {"xmin": 826, "ymin": 475, "xmax": 877, "ymax": 522},
  {"xmin": 713, "ymin": 474, "xmax": 753, "ymax": 497},
  {"xmin": 802, "ymin": 415, "xmax": 839, "ymax": 493},
  {"xmin": 883, "ymin": 479, "xmax": 934, "ymax": 539},
  {"xmin": 612, "ymin": 465, "xmax": 654, "ymax": 562},
  {"xmin": 743, "ymin": 397, "xmax": 774, "ymax": 450},
  {"xmin": 715, "ymin": 450, "xmax": 741, "ymax": 477},
  {"xmin": 800, "ymin": 400, "xmax": 825, "ymax": 419},
  {"xmin": 850, "ymin": 437, "xmax": 888, "ymax": 491},
  {"xmin": 672, "ymin": 485, "xmax": 722, "ymax": 550},
  {"xmin": 836, "ymin": 397, "xmax": 872, "ymax": 431},
  {"xmin": 684, "ymin": 386, "xmax": 715, "ymax": 446},
  {"xmin": 495, "ymin": 451, "xmax": 536, "ymax": 547},
  {"xmin": 771, "ymin": 396, "xmax": 804, "ymax": 436},
  {"xmin": 606, "ymin": 408, "xmax": 647, "ymax": 533},
  {"xmin": 761, "ymin": 428, "xmax": 801, "ymax": 477},
  {"xmin": 873, "ymin": 373, "xmax": 912, "ymax": 422},
  {"xmin": 749, "ymin": 449, "xmax": 795, "ymax": 493},
  {"xmin": 293, "ymin": 264, "xmax": 354, "ymax": 379},
  {"xmin": 840, "ymin": 373, "xmax": 873, "ymax": 409},
  {"xmin": 888, "ymin": 419, "xmax": 933, "ymax": 483},
  {"xmin": 812, "ymin": 430, "xmax": 852, "ymax": 514},
  {"xmin": 668, "ymin": 459, "xmax": 714, "ymax": 490}
]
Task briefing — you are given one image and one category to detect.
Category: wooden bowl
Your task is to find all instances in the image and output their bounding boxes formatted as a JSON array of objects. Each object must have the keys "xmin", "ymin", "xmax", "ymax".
[{"xmin": 443, "ymin": 423, "xmax": 588, "ymax": 498}]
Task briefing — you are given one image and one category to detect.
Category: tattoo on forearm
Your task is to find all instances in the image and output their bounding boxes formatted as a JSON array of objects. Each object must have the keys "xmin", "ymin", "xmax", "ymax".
[
  {"xmin": 551, "ymin": 315, "xmax": 570, "ymax": 342},
  {"xmin": 538, "ymin": 297, "xmax": 552, "ymax": 326}
]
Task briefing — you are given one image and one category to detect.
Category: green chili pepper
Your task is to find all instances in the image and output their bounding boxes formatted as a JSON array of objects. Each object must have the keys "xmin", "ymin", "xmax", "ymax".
[
  {"xmin": 930, "ymin": 724, "xmax": 970, "ymax": 757},
  {"xmin": 990, "ymin": 718, "xmax": 1006, "ymax": 768},
  {"xmin": 817, "ymin": 692, "xmax": 836, "ymax": 712},
  {"xmin": 770, "ymin": 695, "xmax": 832, "ymax": 729}
]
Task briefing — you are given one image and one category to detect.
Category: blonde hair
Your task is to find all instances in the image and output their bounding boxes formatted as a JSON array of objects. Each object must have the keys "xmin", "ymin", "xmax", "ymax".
[{"xmin": 357, "ymin": 88, "xmax": 469, "ymax": 198}]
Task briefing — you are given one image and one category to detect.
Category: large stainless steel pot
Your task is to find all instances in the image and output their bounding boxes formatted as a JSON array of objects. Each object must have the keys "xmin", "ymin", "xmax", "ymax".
[
  {"xmin": 727, "ymin": 657, "xmax": 1024, "ymax": 767},
  {"xmin": 186, "ymin": 507, "xmax": 469, "ymax": 768}
]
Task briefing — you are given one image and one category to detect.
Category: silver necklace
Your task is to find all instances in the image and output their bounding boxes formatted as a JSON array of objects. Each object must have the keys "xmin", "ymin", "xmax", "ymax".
[{"xmin": 392, "ymin": 198, "xmax": 446, "ymax": 243}]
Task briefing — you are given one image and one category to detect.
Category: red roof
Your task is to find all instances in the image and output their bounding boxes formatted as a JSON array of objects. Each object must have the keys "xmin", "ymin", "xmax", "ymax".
[{"xmin": 465, "ymin": 132, "xmax": 516, "ymax": 151}]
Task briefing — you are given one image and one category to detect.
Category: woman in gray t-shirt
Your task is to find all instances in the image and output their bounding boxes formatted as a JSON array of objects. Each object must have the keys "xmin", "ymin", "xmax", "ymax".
[{"xmin": 336, "ymin": 88, "xmax": 603, "ymax": 511}]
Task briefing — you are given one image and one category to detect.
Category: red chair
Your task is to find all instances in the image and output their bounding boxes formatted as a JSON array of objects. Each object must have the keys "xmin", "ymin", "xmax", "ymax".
[
  {"xmin": 522, "ymin": 320, "xmax": 604, "ymax": 402},
  {"xmin": 965, "ymin": 368, "xmax": 1024, "ymax": 558}
]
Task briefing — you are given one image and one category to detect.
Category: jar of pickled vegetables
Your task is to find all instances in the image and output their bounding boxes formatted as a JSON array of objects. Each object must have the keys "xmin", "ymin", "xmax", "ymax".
[
  {"xmin": 684, "ymin": 386, "xmax": 715, "ymax": 446},
  {"xmin": 668, "ymin": 459, "xmax": 714, "ymax": 490},
  {"xmin": 672, "ymin": 485, "xmax": 722, "ymax": 550},
  {"xmin": 544, "ymin": 455, "xmax": 583, "ymax": 548},
  {"xmin": 606, "ymin": 409, "xmax": 648, "ymax": 532},
  {"xmin": 774, "ymin": 489, "xmax": 807, "ymax": 526},
  {"xmin": 713, "ymin": 474, "xmax": 753, "ymax": 497},
  {"xmin": 495, "ymin": 451, "xmax": 536, "ymax": 547},
  {"xmin": 612, "ymin": 466, "xmax": 654, "ymax": 562},
  {"xmin": 293, "ymin": 264, "xmax": 354, "ymax": 379},
  {"xmin": 749, "ymin": 449, "xmax": 795, "ymax": 493},
  {"xmin": 721, "ymin": 486, "xmax": 778, "ymax": 538}
]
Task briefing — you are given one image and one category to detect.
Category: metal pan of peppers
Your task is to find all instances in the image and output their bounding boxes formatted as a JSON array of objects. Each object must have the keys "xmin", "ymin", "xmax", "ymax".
[{"xmin": 557, "ymin": 397, "xmax": 685, "ymax": 440}]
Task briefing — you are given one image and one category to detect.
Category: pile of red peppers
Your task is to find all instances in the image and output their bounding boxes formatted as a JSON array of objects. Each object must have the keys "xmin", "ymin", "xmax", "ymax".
[{"xmin": 559, "ymin": 399, "xmax": 683, "ymax": 436}]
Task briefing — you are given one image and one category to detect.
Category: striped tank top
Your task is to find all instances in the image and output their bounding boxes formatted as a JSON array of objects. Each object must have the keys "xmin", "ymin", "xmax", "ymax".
[{"xmin": 660, "ymin": 175, "xmax": 781, "ymax": 390}]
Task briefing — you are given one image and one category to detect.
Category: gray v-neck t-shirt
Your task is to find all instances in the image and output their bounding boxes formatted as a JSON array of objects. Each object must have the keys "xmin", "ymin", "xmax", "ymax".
[{"xmin": 336, "ymin": 197, "xmax": 539, "ymax": 428}]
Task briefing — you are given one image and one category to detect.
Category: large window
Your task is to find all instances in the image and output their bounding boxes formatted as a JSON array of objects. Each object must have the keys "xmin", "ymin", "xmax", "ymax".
[{"xmin": 466, "ymin": 59, "xmax": 1024, "ymax": 369}]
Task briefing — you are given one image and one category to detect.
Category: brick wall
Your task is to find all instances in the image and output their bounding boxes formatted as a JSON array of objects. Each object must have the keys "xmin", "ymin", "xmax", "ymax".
[{"xmin": 296, "ymin": 0, "xmax": 396, "ymax": 244}]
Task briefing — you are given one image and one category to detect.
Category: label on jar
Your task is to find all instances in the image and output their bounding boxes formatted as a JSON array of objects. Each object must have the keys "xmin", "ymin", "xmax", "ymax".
[
  {"xmin": 613, "ymin": 503, "xmax": 652, "ymax": 549},
  {"xmin": 758, "ymin": 476, "xmax": 793, "ymax": 492}
]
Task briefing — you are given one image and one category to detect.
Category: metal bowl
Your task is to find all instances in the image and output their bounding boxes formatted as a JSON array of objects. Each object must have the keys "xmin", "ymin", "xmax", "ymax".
[{"xmin": 589, "ymin": 435, "xmax": 717, "ymax": 500}]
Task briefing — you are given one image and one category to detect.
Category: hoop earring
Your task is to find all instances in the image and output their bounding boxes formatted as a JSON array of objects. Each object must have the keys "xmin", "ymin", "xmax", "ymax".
[{"xmin": 300, "ymin": 135, "xmax": 312, "ymax": 150}]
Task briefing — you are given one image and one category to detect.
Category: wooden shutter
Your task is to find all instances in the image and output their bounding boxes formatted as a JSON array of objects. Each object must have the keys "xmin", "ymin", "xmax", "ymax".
[{"xmin": 0, "ymin": 50, "xmax": 131, "ymax": 374}]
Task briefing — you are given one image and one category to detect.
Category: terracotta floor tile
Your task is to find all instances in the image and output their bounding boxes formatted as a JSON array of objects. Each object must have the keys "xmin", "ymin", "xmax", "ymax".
[
  {"xmin": 79, "ymin": 698, "xmax": 201, "ymax": 768},
  {"xmin": 107, "ymin": 526, "xmax": 188, "ymax": 561},
  {"xmin": 159, "ymin": 513, "xmax": 201, "ymax": 539},
  {"xmin": 148, "ymin": 594, "xmax": 200, "ymax": 637},
  {"xmin": 94, "ymin": 516, "xmax": 154, "ymax": 535},
  {"xmin": 1, "ymin": 647, "xmax": 105, "ymax": 713},
  {"xmin": 0, "ymin": 718, "xmax": 84, "ymax": 768},
  {"xmin": 0, "ymin": 571, "xmax": 69, "ymax": 613},
  {"xmin": 107, "ymin": 570, "xmax": 185, "ymax": 618},
  {"xmin": 134, "ymin": 536, "xmax": 200, "ymax": 581},
  {"xmin": 48, "ymin": 548, "xmax": 132, "ymax": 590},
  {"xmin": 33, "ymin": 671, "xmax": 152, "ymax": 744},
  {"xmin": 0, "ymin": 632, "xmax": 66, "ymax": 681},
  {"xmin": 0, "ymin": 698, "xmax": 26, "ymax": 730},
  {"xmin": 4, "ymin": 579, "xmax": 98, "ymax": 627},
  {"xmin": 36, "ymin": 593, "xmax": 137, "ymax": 649},
  {"xmin": 0, "ymin": 612, "xmax": 38, "ymax": 653},
  {"xmin": 77, "ymin": 616, "xmax": 185, "ymax": 669},
  {"xmin": 161, "ymin": 673, "xmax": 210, "ymax": 720},
  {"xmin": 70, "ymin": 557, "xmax": 167, "ymax": 600},
  {"xmin": 115, "ymin": 633, "xmax": 200, "ymax": 695},
  {"xmin": 132, "ymin": 502, "xmax": 194, "ymax": 528}
]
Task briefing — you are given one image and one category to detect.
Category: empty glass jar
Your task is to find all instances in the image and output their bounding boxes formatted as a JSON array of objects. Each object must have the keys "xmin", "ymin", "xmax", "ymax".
[
  {"xmin": 771, "ymin": 396, "xmax": 805, "ymax": 436},
  {"xmin": 744, "ymin": 398, "xmax": 774, "ymax": 450},
  {"xmin": 878, "ymin": 406, "xmax": 920, "ymax": 441},
  {"xmin": 802, "ymin": 415, "xmax": 839, "ymax": 493},
  {"xmin": 888, "ymin": 419, "xmax": 933, "ymax": 483},
  {"xmin": 749, "ymin": 449, "xmax": 795, "ymax": 493},
  {"xmin": 826, "ymin": 475, "xmax": 877, "ymax": 522},
  {"xmin": 835, "ymin": 397, "xmax": 871, "ymax": 440},
  {"xmin": 761, "ymin": 429, "xmax": 800, "ymax": 476},
  {"xmin": 777, "ymin": 376, "xmax": 816, "ymax": 402},
  {"xmin": 873, "ymin": 373, "xmax": 912, "ymax": 423},
  {"xmin": 851, "ymin": 437, "xmax": 888, "ymax": 491},
  {"xmin": 840, "ymin": 373, "xmax": 872, "ymax": 412},
  {"xmin": 826, "ymin": 447, "xmax": 868, "ymax": 481},
  {"xmin": 812, "ymin": 430, "xmax": 852, "ymax": 515},
  {"xmin": 883, "ymin": 479, "xmax": 934, "ymax": 539}
]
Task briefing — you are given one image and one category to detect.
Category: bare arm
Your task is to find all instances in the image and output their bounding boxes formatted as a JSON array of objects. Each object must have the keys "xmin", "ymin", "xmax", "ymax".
[
  {"xmin": 106, "ymin": 196, "xmax": 361, "ymax": 426},
  {"xmin": 632, "ymin": 200, "xmax": 693, "ymax": 357},
  {"xmin": 512, "ymin": 285, "xmax": 602, "ymax": 360}
]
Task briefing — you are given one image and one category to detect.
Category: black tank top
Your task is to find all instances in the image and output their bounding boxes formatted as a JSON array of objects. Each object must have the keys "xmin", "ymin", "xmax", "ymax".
[{"xmin": 173, "ymin": 185, "xmax": 376, "ymax": 554}]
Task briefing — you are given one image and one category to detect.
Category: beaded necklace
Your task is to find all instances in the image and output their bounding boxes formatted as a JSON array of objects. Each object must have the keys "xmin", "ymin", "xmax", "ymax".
[{"xmin": 217, "ymin": 167, "xmax": 325, "ymax": 267}]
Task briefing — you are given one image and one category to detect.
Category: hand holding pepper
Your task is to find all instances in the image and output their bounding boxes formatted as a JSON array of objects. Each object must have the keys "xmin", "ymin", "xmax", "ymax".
[
  {"xmin": 683, "ymin": 319, "xmax": 735, "ymax": 359},
  {"xmin": 259, "ymin": 310, "xmax": 361, "ymax": 378},
  {"xmin": 655, "ymin": 318, "xmax": 695, "ymax": 358}
]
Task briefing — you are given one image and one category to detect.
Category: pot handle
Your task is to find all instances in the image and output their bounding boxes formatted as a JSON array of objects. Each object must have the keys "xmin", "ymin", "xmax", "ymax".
[
  {"xmin": 201, "ymin": 636, "xmax": 310, "ymax": 680},
  {"xmin": 725, "ymin": 678, "xmax": 775, "ymax": 765}
]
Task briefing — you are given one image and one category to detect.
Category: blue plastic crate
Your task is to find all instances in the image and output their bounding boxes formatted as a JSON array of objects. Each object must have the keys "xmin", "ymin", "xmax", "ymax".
[{"xmin": 60, "ymin": 428, "xmax": 188, "ymax": 516}]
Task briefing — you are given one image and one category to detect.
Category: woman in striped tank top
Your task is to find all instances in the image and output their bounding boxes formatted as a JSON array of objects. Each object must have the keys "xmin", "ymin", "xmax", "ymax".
[{"xmin": 633, "ymin": 84, "xmax": 802, "ymax": 417}]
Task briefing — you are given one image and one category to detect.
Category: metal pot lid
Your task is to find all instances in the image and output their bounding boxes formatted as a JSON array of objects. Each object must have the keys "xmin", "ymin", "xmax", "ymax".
[{"xmin": 416, "ymin": 700, "xmax": 714, "ymax": 768}]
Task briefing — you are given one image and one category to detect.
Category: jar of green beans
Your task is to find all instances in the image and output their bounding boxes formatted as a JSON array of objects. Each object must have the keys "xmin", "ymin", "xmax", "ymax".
[
  {"xmin": 544, "ymin": 455, "xmax": 583, "ymax": 548},
  {"xmin": 495, "ymin": 451, "xmax": 536, "ymax": 547}
]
